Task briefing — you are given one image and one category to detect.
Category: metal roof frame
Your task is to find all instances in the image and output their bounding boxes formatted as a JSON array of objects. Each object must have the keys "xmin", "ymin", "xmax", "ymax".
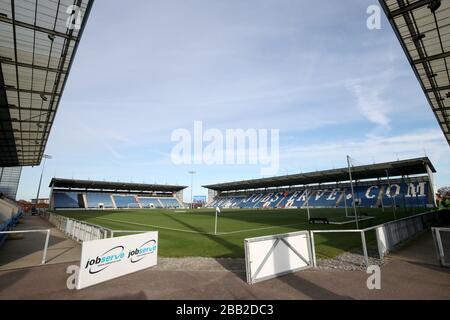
[
  {"xmin": 0, "ymin": 0, "xmax": 94, "ymax": 166},
  {"xmin": 203, "ymin": 157, "xmax": 436, "ymax": 191},
  {"xmin": 49, "ymin": 178, "xmax": 188, "ymax": 193},
  {"xmin": 380, "ymin": 0, "xmax": 450, "ymax": 145}
]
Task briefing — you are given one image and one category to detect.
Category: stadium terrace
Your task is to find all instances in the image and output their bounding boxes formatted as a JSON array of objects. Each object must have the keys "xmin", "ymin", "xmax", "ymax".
[
  {"xmin": 203, "ymin": 157, "xmax": 436, "ymax": 210},
  {"xmin": 49, "ymin": 178, "xmax": 187, "ymax": 210}
]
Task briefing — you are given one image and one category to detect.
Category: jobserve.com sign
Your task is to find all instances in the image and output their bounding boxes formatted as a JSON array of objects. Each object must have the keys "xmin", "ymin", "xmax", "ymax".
[{"xmin": 77, "ymin": 232, "xmax": 158, "ymax": 289}]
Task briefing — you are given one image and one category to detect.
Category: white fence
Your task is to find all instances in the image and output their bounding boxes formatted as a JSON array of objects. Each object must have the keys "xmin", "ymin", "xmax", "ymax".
[
  {"xmin": 375, "ymin": 211, "xmax": 438, "ymax": 259},
  {"xmin": 246, "ymin": 211, "xmax": 439, "ymax": 284},
  {"xmin": 311, "ymin": 210, "xmax": 439, "ymax": 267},
  {"xmin": 244, "ymin": 231, "xmax": 313, "ymax": 284},
  {"xmin": 44, "ymin": 212, "xmax": 111, "ymax": 242}
]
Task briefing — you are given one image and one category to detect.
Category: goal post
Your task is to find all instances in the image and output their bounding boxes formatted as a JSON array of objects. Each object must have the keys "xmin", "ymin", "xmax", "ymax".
[
  {"xmin": 347, "ymin": 155, "xmax": 360, "ymax": 229},
  {"xmin": 305, "ymin": 188, "xmax": 312, "ymax": 221},
  {"xmin": 306, "ymin": 189, "xmax": 355, "ymax": 222},
  {"xmin": 340, "ymin": 190, "xmax": 349, "ymax": 218},
  {"xmin": 127, "ymin": 203, "xmax": 140, "ymax": 209}
]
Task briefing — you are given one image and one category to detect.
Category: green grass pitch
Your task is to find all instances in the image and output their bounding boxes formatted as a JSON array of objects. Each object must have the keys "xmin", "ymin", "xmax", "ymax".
[{"xmin": 56, "ymin": 207, "xmax": 430, "ymax": 259}]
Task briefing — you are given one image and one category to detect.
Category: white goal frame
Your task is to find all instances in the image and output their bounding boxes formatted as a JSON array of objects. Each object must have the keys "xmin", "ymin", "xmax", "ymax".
[{"xmin": 126, "ymin": 203, "xmax": 140, "ymax": 209}]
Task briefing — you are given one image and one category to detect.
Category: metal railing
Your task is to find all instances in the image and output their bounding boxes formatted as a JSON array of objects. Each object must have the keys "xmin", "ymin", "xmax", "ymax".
[
  {"xmin": 0, "ymin": 229, "xmax": 51, "ymax": 264},
  {"xmin": 43, "ymin": 212, "xmax": 112, "ymax": 242},
  {"xmin": 43, "ymin": 213, "xmax": 150, "ymax": 241},
  {"xmin": 310, "ymin": 210, "xmax": 438, "ymax": 267}
]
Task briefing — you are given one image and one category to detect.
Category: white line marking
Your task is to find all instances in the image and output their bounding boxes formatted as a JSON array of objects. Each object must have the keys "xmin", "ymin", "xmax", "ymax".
[
  {"xmin": 97, "ymin": 217, "xmax": 213, "ymax": 235},
  {"xmin": 217, "ymin": 223, "xmax": 306, "ymax": 235},
  {"xmin": 328, "ymin": 216, "xmax": 375, "ymax": 225},
  {"xmin": 96, "ymin": 217, "xmax": 305, "ymax": 236}
]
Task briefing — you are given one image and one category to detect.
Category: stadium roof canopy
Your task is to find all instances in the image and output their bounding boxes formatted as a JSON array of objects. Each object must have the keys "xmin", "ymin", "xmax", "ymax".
[
  {"xmin": 0, "ymin": 0, "xmax": 94, "ymax": 167},
  {"xmin": 203, "ymin": 157, "xmax": 436, "ymax": 192},
  {"xmin": 380, "ymin": 0, "xmax": 450, "ymax": 146},
  {"xmin": 49, "ymin": 178, "xmax": 188, "ymax": 193}
]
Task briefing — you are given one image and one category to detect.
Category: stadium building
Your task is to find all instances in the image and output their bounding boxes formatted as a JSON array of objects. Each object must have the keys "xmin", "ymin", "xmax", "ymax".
[
  {"xmin": 0, "ymin": 0, "xmax": 93, "ymax": 168},
  {"xmin": 1, "ymin": 0, "xmax": 93, "ymax": 243},
  {"xmin": 204, "ymin": 157, "xmax": 436, "ymax": 210},
  {"xmin": 49, "ymin": 178, "xmax": 187, "ymax": 210}
]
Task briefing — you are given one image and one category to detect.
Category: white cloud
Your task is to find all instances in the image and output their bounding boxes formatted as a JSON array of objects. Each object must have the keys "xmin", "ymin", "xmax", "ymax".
[
  {"xmin": 350, "ymin": 82, "xmax": 391, "ymax": 128},
  {"xmin": 280, "ymin": 129, "xmax": 450, "ymax": 187}
]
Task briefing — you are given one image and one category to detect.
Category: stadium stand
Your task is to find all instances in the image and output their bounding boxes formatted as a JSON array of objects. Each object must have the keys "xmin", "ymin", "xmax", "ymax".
[
  {"xmin": 49, "ymin": 178, "xmax": 186, "ymax": 210},
  {"xmin": 210, "ymin": 182, "xmax": 431, "ymax": 209},
  {"xmin": 204, "ymin": 158, "xmax": 436, "ymax": 210},
  {"xmin": 53, "ymin": 192, "xmax": 81, "ymax": 209},
  {"xmin": 138, "ymin": 197, "xmax": 162, "ymax": 208},
  {"xmin": 159, "ymin": 197, "xmax": 183, "ymax": 208},
  {"xmin": 112, "ymin": 195, "xmax": 140, "ymax": 208}
]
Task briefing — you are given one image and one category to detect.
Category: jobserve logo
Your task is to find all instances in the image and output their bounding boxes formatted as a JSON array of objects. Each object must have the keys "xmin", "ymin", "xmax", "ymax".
[
  {"xmin": 128, "ymin": 240, "xmax": 157, "ymax": 263},
  {"xmin": 84, "ymin": 246, "xmax": 125, "ymax": 274}
]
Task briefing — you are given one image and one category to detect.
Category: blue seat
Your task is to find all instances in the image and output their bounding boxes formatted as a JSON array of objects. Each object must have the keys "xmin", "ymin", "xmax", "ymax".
[
  {"xmin": 138, "ymin": 197, "xmax": 162, "ymax": 208},
  {"xmin": 159, "ymin": 197, "xmax": 182, "ymax": 208},
  {"xmin": 54, "ymin": 192, "xmax": 80, "ymax": 208},
  {"xmin": 86, "ymin": 193, "xmax": 114, "ymax": 208},
  {"xmin": 113, "ymin": 195, "xmax": 139, "ymax": 208},
  {"xmin": 208, "ymin": 182, "xmax": 430, "ymax": 210}
]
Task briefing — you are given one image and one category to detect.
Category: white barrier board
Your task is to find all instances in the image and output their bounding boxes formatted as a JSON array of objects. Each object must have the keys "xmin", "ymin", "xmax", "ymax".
[
  {"xmin": 77, "ymin": 232, "xmax": 158, "ymax": 289},
  {"xmin": 245, "ymin": 231, "xmax": 312, "ymax": 284}
]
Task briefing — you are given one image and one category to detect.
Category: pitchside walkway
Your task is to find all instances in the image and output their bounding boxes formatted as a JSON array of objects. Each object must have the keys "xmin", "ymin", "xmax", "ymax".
[
  {"xmin": 0, "ymin": 224, "xmax": 449, "ymax": 299},
  {"xmin": 0, "ymin": 216, "xmax": 81, "ymax": 271}
]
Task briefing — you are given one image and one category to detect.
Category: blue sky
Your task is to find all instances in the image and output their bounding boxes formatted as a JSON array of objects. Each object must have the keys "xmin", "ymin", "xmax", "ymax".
[{"xmin": 16, "ymin": 0, "xmax": 450, "ymax": 201}]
